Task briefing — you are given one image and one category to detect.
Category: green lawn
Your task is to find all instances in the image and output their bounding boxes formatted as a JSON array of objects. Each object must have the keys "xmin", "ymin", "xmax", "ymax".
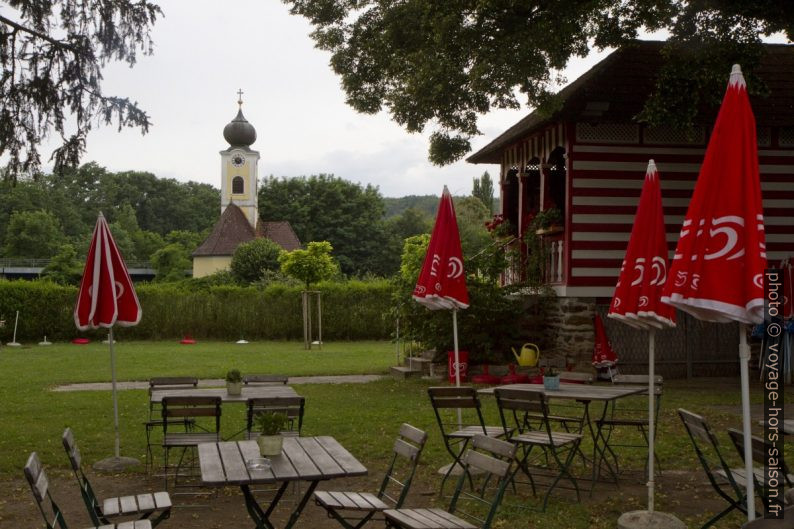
[{"xmin": 0, "ymin": 340, "xmax": 788, "ymax": 528}]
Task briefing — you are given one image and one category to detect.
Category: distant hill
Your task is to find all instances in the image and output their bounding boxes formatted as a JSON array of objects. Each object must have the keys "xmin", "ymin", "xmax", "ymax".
[{"xmin": 383, "ymin": 195, "xmax": 499, "ymax": 219}]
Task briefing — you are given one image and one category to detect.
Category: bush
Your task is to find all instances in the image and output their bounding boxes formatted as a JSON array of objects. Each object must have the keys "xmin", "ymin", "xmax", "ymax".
[{"xmin": 0, "ymin": 278, "xmax": 393, "ymax": 341}]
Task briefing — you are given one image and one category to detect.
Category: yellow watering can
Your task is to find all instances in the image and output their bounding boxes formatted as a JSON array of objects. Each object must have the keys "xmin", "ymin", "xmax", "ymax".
[{"xmin": 511, "ymin": 343, "xmax": 540, "ymax": 367}]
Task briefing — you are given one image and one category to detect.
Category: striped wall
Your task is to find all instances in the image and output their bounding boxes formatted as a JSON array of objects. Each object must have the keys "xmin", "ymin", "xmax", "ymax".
[{"xmin": 567, "ymin": 129, "xmax": 794, "ymax": 296}]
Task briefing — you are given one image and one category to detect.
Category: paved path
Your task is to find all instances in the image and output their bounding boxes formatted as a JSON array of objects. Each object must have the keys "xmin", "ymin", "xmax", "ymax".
[{"xmin": 53, "ymin": 374, "xmax": 384, "ymax": 392}]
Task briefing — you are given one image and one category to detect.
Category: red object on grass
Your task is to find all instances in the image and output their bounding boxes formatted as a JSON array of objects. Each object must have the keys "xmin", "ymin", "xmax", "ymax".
[
  {"xmin": 471, "ymin": 364, "xmax": 501, "ymax": 385},
  {"xmin": 591, "ymin": 315, "xmax": 618, "ymax": 369},
  {"xmin": 180, "ymin": 335, "xmax": 197, "ymax": 345},
  {"xmin": 661, "ymin": 66, "xmax": 767, "ymax": 325},
  {"xmin": 71, "ymin": 338, "xmax": 91, "ymax": 345},
  {"xmin": 500, "ymin": 363, "xmax": 530, "ymax": 385}
]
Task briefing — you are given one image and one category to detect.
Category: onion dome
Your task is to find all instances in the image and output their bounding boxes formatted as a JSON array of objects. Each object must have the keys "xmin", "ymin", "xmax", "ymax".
[{"xmin": 223, "ymin": 109, "xmax": 256, "ymax": 147}]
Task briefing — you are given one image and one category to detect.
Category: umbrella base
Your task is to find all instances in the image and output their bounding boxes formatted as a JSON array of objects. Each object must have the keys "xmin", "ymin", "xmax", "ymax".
[
  {"xmin": 93, "ymin": 456, "xmax": 140, "ymax": 472},
  {"xmin": 618, "ymin": 511, "xmax": 685, "ymax": 529}
]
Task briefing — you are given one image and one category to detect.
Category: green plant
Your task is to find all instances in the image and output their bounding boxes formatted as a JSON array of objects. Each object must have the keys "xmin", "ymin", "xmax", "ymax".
[
  {"xmin": 532, "ymin": 207, "xmax": 562, "ymax": 231},
  {"xmin": 225, "ymin": 369, "xmax": 242, "ymax": 383},
  {"xmin": 544, "ymin": 366, "xmax": 559, "ymax": 377},
  {"xmin": 254, "ymin": 411, "xmax": 287, "ymax": 435}
]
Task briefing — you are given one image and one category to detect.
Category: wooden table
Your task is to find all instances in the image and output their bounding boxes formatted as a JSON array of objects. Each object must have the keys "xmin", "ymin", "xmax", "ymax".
[
  {"xmin": 479, "ymin": 383, "xmax": 647, "ymax": 488},
  {"xmin": 150, "ymin": 385, "xmax": 299, "ymax": 403},
  {"xmin": 199, "ymin": 438, "xmax": 367, "ymax": 529}
]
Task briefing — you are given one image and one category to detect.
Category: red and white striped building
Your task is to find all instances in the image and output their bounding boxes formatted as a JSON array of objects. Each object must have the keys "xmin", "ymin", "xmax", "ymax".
[{"xmin": 469, "ymin": 41, "xmax": 794, "ymax": 300}]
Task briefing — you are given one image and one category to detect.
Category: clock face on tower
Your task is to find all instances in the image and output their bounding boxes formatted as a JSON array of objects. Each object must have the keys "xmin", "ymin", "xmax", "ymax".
[{"xmin": 231, "ymin": 153, "xmax": 245, "ymax": 167}]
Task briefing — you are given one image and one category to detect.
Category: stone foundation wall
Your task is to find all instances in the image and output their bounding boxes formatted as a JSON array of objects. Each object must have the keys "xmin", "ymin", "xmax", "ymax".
[{"xmin": 545, "ymin": 296, "xmax": 596, "ymax": 368}]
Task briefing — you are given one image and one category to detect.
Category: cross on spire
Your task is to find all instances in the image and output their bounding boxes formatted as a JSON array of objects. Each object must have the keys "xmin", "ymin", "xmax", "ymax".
[{"xmin": 237, "ymin": 88, "xmax": 244, "ymax": 109}]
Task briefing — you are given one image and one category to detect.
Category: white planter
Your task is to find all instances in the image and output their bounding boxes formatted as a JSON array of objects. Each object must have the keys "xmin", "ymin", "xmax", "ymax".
[
  {"xmin": 258, "ymin": 435, "xmax": 283, "ymax": 456},
  {"xmin": 226, "ymin": 381, "xmax": 242, "ymax": 396}
]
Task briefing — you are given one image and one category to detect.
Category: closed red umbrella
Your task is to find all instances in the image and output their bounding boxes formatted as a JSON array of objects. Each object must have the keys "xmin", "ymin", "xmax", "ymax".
[
  {"xmin": 75, "ymin": 213, "xmax": 142, "ymax": 468},
  {"xmin": 662, "ymin": 65, "xmax": 767, "ymax": 521},
  {"xmin": 413, "ymin": 186, "xmax": 469, "ymax": 386},
  {"xmin": 592, "ymin": 314, "xmax": 618, "ymax": 372},
  {"xmin": 608, "ymin": 160, "xmax": 676, "ymax": 521}
]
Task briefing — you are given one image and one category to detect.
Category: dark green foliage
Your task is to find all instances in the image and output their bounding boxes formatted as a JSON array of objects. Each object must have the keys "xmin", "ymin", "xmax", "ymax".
[
  {"xmin": 0, "ymin": 279, "xmax": 393, "ymax": 341},
  {"xmin": 0, "ymin": 0, "xmax": 162, "ymax": 181},
  {"xmin": 3, "ymin": 209, "xmax": 64, "ymax": 258},
  {"xmin": 383, "ymin": 195, "xmax": 439, "ymax": 218},
  {"xmin": 285, "ymin": 0, "xmax": 793, "ymax": 163},
  {"xmin": 258, "ymin": 174, "xmax": 391, "ymax": 276},
  {"xmin": 231, "ymin": 238, "xmax": 284, "ymax": 283},
  {"xmin": 150, "ymin": 243, "xmax": 191, "ymax": 282},
  {"xmin": 472, "ymin": 171, "xmax": 494, "ymax": 215},
  {"xmin": 41, "ymin": 244, "xmax": 83, "ymax": 285}
]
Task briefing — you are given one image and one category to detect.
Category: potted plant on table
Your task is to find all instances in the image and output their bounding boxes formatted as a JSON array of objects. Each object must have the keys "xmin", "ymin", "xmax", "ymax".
[
  {"xmin": 254, "ymin": 411, "xmax": 288, "ymax": 456},
  {"xmin": 226, "ymin": 369, "xmax": 243, "ymax": 396},
  {"xmin": 543, "ymin": 366, "xmax": 560, "ymax": 390}
]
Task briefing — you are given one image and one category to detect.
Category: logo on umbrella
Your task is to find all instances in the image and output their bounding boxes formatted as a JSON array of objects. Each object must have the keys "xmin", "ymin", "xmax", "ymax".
[
  {"xmin": 631, "ymin": 258, "xmax": 645, "ymax": 286},
  {"xmin": 651, "ymin": 256, "xmax": 667, "ymax": 286},
  {"xmin": 447, "ymin": 257, "xmax": 463, "ymax": 279},
  {"xmin": 88, "ymin": 281, "xmax": 126, "ymax": 300}
]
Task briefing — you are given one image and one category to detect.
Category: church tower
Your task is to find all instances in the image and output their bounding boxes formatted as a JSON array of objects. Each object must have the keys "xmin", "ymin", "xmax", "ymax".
[{"xmin": 220, "ymin": 90, "xmax": 260, "ymax": 229}]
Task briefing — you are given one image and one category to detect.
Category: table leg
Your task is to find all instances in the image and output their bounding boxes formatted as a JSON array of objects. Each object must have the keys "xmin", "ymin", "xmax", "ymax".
[
  {"xmin": 242, "ymin": 484, "xmax": 278, "ymax": 529},
  {"xmin": 284, "ymin": 480, "xmax": 319, "ymax": 529},
  {"xmin": 590, "ymin": 400, "xmax": 618, "ymax": 493}
]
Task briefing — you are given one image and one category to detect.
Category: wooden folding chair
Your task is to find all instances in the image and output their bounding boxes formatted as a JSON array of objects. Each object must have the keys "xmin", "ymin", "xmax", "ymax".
[
  {"xmin": 384, "ymin": 435, "xmax": 516, "ymax": 529},
  {"xmin": 143, "ymin": 376, "xmax": 198, "ymax": 473},
  {"xmin": 62, "ymin": 428, "xmax": 171, "ymax": 527},
  {"xmin": 243, "ymin": 374, "xmax": 289, "ymax": 385},
  {"xmin": 727, "ymin": 428, "xmax": 794, "ymax": 513},
  {"xmin": 427, "ymin": 387, "xmax": 507, "ymax": 494},
  {"xmin": 162, "ymin": 395, "xmax": 221, "ymax": 489},
  {"xmin": 315, "ymin": 424, "xmax": 428, "ymax": 529},
  {"xmin": 246, "ymin": 396, "xmax": 305, "ymax": 438},
  {"xmin": 24, "ymin": 451, "xmax": 152, "ymax": 529},
  {"xmin": 494, "ymin": 387, "xmax": 582, "ymax": 511},
  {"xmin": 679, "ymin": 409, "xmax": 748, "ymax": 528}
]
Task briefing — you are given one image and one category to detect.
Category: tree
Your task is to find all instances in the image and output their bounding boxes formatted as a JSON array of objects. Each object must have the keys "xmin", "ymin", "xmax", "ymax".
[
  {"xmin": 1, "ymin": 1, "xmax": 162, "ymax": 182},
  {"xmin": 150, "ymin": 243, "xmax": 191, "ymax": 282},
  {"xmin": 41, "ymin": 244, "xmax": 83, "ymax": 285},
  {"xmin": 455, "ymin": 196, "xmax": 491, "ymax": 259},
  {"xmin": 230, "ymin": 238, "xmax": 285, "ymax": 284},
  {"xmin": 472, "ymin": 171, "xmax": 494, "ymax": 214},
  {"xmin": 259, "ymin": 174, "xmax": 390, "ymax": 276},
  {"xmin": 279, "ymin": 241, "xmax": 339, "ymax": 290},
  {"xmin": 285, "ymin": 1, "xmax": 792, "ymax": 164},
  {"xmin": 3, "ymin": 209, "xmax": 64, "ymax": 258}
]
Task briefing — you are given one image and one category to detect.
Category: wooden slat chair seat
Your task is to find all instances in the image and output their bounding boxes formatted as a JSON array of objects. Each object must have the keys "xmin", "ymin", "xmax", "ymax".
[
  {"xmin": 24, "ymin": 451, "xmax": 153, "ymax": 529},
  {"xmin": 727, "ymin": 427, "xmax": 794, "ymax": 511},
  {"xmin": 494, "ymin": 388, "xmax": 582, "ymax": 511},
  {"xmin": 428, "ymin": 387, "xmax": 509, "ymax": 494},
  {"xmin": 162, "ymin": 395, "xmax": 221, "ymax": 489},
  {"xmin": 143, "ymin": 377, "xmax": 198, "ymax": 473},
  {"xmin": 243, "ymin": 374, "xmax": 289, "ymax": 385},
  {"xmin": 595, "ymin": 374, "xmax": 663, "ymax": 478},
  {"xmin": 384, "ymin": 435, "xmax": 516, "ymax": 529},
  {"xmin": 315, "ymin": 424, "xmax": 428, "ymax": 529},
  {"xmin": 245, "ymin": 396, "xmax": 305, "ymax": 438},
  {"xmin": 679, "ymin": 409, "xmax": 748, "ymax": 528},
  {"xmin": 62, "ymin": 428, "xmax": 171, "ymax": 528}
]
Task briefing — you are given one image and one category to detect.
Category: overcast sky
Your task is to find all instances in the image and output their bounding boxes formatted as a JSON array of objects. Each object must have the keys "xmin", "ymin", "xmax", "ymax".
[{"xmin": 47, "ymin": 1, "xmax": 618, "ymax": 197}]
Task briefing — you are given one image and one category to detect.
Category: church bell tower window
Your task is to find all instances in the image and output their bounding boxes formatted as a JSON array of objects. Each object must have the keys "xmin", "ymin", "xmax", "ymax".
[{"xmin": 232, "ymin": 176, "xmax": 244, "ymax": 194}]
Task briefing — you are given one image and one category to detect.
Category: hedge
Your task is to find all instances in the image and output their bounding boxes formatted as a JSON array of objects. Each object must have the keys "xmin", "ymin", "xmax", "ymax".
[{"xmin": 0, "ymin": 279, "xmax": 394, "ymax": 341}]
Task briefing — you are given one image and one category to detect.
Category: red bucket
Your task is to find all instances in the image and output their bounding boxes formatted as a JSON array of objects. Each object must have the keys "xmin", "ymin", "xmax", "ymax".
[{"xmin": 447, "ymin": 350, "xmax": 469, "ymax": 384}]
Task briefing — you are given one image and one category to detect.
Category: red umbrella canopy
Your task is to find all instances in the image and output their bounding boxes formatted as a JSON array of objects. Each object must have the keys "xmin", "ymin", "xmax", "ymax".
[
  {"xmin": 592, "ymin": 314, "xmax": 619, "ymax": 368},
  {"xmin": 782, "ymin": 257, "xmax": 793, "ymax": 320},
  {"xmin": 609, "ymin": 160, "xmax": 676, "ymax": 329},
  {"xmin": 75, "ymin": 213, "xmax": 142, "ymax": 330},
  {"xmin": 413, "ymin": 186, "xmax": 469, "ymax": 310},
  {"xmin": 662, "ymin": 65, "xmax": 767, "ymax": 325}
]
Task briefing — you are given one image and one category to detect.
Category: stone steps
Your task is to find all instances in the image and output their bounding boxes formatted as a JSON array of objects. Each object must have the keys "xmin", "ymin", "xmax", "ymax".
[{"xmin": 389, "ymin": 366, "xmax": 423, "ymax": 379}]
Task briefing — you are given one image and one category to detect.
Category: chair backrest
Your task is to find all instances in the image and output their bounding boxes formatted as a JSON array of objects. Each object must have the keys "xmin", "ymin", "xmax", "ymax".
[
  {"xmin": 678, "ymin": 409, "xmax": 744, "ymax": 499},
  {"xmin": 558, "ymin": 371, "xmax": 594, "ymax": 384},
  {"xmin": 448, "ymin": 435, "xmax": 516, "ymax": 529},
  {"xmin": 162, "ymin": 395, "xmax": 221, "ymax": 435},
  {"xmin": 246, "ymin": 396, "xmax": 305, "ymax": 435},
  {"xmin": 727, "ymin": 428, "xmax": 794, "ymax": 489},
  {"xmin": 377, "ymin": 423, "xmax": 428, "ymax": 508},
  {"xmin": 428, "ymin": 386, "xmax": 488, "ymax": 436},
  {"xmin": 494, "ymin": 387, "xmax": 550, "ymax": 436},
  {"xmin": 148, "ymin": 377, "xmax": 198, "ymax": 417},
  {"xmin": 243, "ymin": 374, "xmax": 288, "ymax": 385},
  {"xmin": 24, "ymin": 452, "xmax": 68, "ymax": 529},
  {"xmin": 613, "ymin": 374, "xmax": 663, "ymax": 394},
  {"xmin": 61, "ymin": 428, "xmax": 103, "ymax": 526}
]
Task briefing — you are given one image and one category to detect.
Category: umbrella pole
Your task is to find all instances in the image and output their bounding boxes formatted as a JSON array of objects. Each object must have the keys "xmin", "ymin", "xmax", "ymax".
[
  {"xmin": 453, "ymin": 309, "xmax": 462, "ymax": 428},
  {"xmin": 739, "ymin": 327, "xmax": 755, "ymax": 520},
  {"xmin": 109, "ymin": 327, "xmax": 120, "ymax": 460},
  {"xmin": 648, "ymin": 329, "xmax": 656, "ymax": 513}
]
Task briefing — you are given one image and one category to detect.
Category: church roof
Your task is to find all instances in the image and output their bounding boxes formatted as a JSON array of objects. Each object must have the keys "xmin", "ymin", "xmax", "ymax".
[
  {"xmin": 192, "ymin": 203, "xmax": 256, "ymax": 257},
  {"xmin": 468, "ymin": 40, "xmax": 794, "ymax": 164},
  {"xmin": 258, "ymin": 221, "xmax": 302, "ymax": 252}
]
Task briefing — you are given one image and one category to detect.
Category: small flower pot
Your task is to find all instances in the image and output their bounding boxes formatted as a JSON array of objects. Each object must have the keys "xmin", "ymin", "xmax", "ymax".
[
  {"xmin": 226, "ymin": 381, "xmax": 242, "ymax": 396},
  {"xmin": 258, "ymin": 435, "xmax": 283, "ymax": 456},
  {"xmin": 543, "ymin": 375, "xmax": 560, "ymax": 391}
]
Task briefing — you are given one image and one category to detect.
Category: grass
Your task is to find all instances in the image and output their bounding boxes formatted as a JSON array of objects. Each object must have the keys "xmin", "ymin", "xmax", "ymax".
[{"xmin": 1, "ymin": 340, "xmax": 790, "ymax": 528}]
